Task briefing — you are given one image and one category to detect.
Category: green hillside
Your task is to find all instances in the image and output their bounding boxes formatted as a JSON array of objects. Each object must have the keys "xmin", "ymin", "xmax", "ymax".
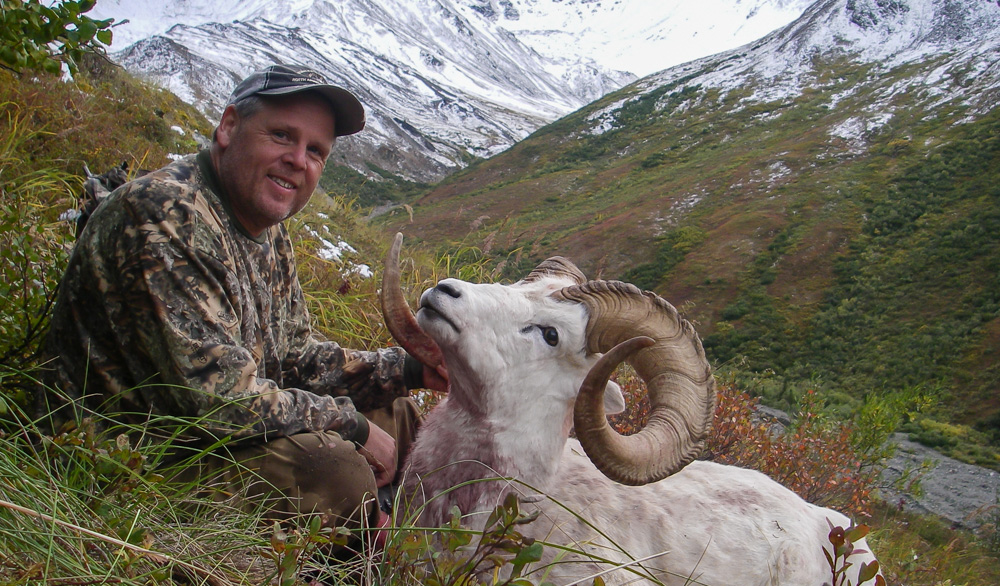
[{"xmin": 378, "ymin": 53, "xmax": 1000, "ymax": 464}]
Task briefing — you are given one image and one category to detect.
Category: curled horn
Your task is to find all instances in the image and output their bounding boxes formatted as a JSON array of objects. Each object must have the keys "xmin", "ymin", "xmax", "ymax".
[
  {"xmin": 555, "ymin": 281, "xmax": 715, "ymax": 486},
  {"xmin": 381, "ymin": 233, "xmax": 447, "ymax": 379},
  {"xmin": 521, "ymin": 256, "xmax": 587, "ymax": 286}
]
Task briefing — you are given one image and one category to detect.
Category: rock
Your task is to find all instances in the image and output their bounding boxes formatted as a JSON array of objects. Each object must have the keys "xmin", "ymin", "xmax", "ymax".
[
  {"xmin": 879, "ymin": 433, "xmax": 999, "ymax": 529},
  {"xmin": 753, "ymin": 406, "xmax": 1000, "ymax": 529}
]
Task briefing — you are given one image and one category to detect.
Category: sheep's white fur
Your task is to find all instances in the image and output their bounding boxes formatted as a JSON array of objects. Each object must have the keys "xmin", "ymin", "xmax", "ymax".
[{"xmin": 400, "ymin": 272, "xmax": 881, "ymax": 586}]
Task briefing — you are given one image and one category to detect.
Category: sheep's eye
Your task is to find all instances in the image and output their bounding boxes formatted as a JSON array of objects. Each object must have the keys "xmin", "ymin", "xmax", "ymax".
[{"xmin": 540, "ymin": 326, "xmax": 559, "ymax": 346}]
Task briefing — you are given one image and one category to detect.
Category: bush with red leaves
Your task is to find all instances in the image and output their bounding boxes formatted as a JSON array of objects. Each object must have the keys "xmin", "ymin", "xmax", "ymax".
[{"xmin": 609, "ymin": 371, "xmax": 877, "ymax": 518}]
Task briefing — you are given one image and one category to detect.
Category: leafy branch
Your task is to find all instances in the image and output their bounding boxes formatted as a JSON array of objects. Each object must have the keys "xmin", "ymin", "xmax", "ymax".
[{"xmin": 0, "ymin": 0, "xmax": 116, "ymax": 75}]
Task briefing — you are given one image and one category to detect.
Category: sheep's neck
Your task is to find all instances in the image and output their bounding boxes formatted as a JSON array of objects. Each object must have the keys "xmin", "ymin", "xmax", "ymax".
[
  {"xmin": 489, "ymin": 407, "xmax": 570, "ymax": 488},
  {"xmin": 455, "ymin": 380, "xmax": 571, "ymax": 488},
  {"xmin": 411, "ymin": 383, "xmax": 571, "ymax": 519}
]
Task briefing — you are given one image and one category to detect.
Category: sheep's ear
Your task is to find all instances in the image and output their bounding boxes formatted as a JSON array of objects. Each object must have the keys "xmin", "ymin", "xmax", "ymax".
[{"xmin": 603, "ymin": 381, "xmax": 626, "ymax": 415}]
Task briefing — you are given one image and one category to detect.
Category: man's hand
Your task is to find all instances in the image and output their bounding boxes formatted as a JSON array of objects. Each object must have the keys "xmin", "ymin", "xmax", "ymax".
[{"xmin": 358, "ymin": 421, "xmax": 397, "ymax": 487}]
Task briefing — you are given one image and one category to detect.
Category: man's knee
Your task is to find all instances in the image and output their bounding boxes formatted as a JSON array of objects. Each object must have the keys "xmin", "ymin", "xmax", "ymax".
[{"xmin": 234, "ymin": 431, "xmax": 378, "ymax": 527}]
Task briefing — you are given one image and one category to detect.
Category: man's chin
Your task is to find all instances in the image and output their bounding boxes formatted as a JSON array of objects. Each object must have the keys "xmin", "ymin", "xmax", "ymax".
[{"xmin": 257, "ymin": 199, "xmax": 302, "ymax": 226}]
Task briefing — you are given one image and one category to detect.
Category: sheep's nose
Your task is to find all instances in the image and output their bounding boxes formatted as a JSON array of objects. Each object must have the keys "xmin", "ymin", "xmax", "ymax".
[{"xmin": 435, "ymin": 281, "xmax": 462, "ymax": 298}]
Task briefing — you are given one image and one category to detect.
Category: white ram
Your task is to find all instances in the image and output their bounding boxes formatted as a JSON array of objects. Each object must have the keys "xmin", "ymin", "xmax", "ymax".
[{"xmin": 382, "ymin": 234, "xmax": 882, "ymax": 586}]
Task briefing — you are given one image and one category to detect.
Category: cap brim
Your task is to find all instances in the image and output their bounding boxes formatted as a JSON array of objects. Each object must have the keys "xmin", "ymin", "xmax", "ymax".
[{"xmin": 258, "ymin": 85, "xmax": 366, "ymax": 137}]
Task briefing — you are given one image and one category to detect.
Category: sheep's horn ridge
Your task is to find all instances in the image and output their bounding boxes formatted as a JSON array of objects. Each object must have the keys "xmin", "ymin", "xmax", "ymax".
[
  {"xmin": 381, "ymin": 233, "xmax": 447, "ymax": 379},
  {"xmin": 521, "ymin": 256, "xmax": 587, "ymax": 285},
  {"xmin": 558, "ymin": 281, "xmax": 715, "ymax": 486}
]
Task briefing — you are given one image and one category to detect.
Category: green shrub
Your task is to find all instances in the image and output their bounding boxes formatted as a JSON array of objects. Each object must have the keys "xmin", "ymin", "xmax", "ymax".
[
  {"xmin": 0, "ymin": 105, "xmax": 76, "ymax": 399},
  {"xmin": 0, "ymin": 0, "xmax": 114, "ymax": 75},
  {"xmin": 621, "ymin": 225, "xmax": 706, "ymax": 290}
]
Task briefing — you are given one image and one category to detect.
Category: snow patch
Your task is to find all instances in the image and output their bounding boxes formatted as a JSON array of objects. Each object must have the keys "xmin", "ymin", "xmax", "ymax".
[
  {"xmin": 650, "ymin": 191, "xmax": 706, "ymax": 235},
  {"xmin": 766, "ymin": 160, "xmax": 792, "ymax": 186},
  {"xmin": 828, "ymin": 112, "xmax": 893, "ymax": 154},
  {"xmin": 301, "ymin": 224, "xmax": 372, "ymax": 278},
  {"xmin": 585, "ymin": 97, "xmax": 628, "ymax": 135}
]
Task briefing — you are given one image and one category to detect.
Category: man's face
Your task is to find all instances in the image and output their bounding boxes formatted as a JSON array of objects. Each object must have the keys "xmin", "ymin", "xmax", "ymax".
[{"xmin": 214, "ymin": 92, "xmax": 336, "ymax": 237}]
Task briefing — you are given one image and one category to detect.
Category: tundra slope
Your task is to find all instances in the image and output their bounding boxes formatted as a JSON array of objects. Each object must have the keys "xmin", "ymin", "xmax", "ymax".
[{"xmin": 382, "ymin": 235, "xmax": 882, "ymax": 585}]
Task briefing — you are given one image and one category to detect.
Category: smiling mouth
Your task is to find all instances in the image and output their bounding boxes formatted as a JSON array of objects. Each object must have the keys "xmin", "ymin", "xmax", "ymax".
[{"xmin": 270, "ymin": 175, "xmax": 295, "ymax": 190}]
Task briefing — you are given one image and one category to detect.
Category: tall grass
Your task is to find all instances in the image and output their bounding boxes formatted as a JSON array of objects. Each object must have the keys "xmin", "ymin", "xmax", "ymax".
[
  {"xmin": 0, "ymin": 103, "xmax": 76, "ymax": 402},
  {"xmin": 0, "ymin": 371, "xmax": 264, "ymax": 584},
  {"xmin": 0, "ymin": 367, "xmax": 414, "ymax": 586},
  {"xmin": 870, "ymin": 502, "xmax": 1000, "ymax": 586}
]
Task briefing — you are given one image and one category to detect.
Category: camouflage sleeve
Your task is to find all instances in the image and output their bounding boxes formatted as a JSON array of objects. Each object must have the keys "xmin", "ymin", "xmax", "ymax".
[
  {"xmin": 116, "ymin": 204, "xmax": 382, "ymax": 444},
  {"xmin": 282, "ymin": 340, "xmax": 412, "ymax": 412},
  {"xmin": 277, "ymin": 260, "xmax": 411, "ymax": 412}
]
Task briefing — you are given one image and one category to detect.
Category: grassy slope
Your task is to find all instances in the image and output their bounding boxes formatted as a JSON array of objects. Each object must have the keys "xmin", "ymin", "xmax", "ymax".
[
  {"xmin": 2, "ymin": 56, "xmax": 211, "ymax": 181},
  {"xmin": 378, "ymin": 53, "xmax": 1000, "ymax": 463}
]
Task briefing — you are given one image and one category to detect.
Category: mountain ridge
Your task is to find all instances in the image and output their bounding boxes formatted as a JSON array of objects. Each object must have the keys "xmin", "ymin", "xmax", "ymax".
[
  {"xmin": 395, "ymin": 0, "xmax": 1000, "ymax": 259},
  {"xmin": 91, "ymin": 0, "xmax": 813, "ymax": 182}
]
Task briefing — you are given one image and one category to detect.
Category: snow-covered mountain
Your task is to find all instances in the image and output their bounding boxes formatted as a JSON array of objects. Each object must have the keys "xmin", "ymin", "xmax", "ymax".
[
  {"xmin": 90, "ymin": 0, "xmax": 814, "ymax": 181},
  {"xmin": 388, "ymin": 0, "xmax": 1000, "ymax": 272},
  {"xmin": 575, "ymin": 0, "xmax": 1000, "ymax": 152},
  {"xmin": 629, "ymin": 0, "xmax": 1000, "ymax": 113}
]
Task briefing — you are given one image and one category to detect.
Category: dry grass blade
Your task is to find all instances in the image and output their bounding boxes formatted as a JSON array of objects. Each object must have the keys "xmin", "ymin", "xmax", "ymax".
[{"xmin": 0, "ymin": 499, "xmax": 237, "ymax": 586}]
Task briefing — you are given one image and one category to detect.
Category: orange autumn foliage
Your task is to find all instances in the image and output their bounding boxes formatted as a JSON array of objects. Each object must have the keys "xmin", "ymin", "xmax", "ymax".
[{"xmin": 609, "ymin": 372, "xmax": 877, "ymax": 518}]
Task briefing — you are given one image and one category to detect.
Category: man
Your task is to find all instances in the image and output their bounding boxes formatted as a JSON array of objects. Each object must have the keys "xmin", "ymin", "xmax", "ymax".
[{"xmin": 42, "ymin": 64, "xmax": 442, "ymax": 537}]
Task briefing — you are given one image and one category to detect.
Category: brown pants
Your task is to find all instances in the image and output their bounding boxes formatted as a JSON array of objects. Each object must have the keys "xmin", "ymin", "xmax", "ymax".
[{"xmin": 200, "ymin": 397, "xmax": 420, "ymax": 532}]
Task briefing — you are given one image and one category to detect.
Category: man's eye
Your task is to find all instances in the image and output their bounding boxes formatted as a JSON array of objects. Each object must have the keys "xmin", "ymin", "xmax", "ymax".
[{"xmin": 540, "ymin": 326, "xmax": 559, "ymax": 347}]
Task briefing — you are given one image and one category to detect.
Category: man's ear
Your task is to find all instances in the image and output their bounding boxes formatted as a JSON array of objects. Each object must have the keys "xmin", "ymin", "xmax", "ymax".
[{"xmin": 215, "ymin": 105, "xmax": 240, "ymax": 149}]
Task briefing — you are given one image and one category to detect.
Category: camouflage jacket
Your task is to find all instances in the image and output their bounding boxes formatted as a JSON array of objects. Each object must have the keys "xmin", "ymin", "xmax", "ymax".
[{"xmin": 43, "ymin": 150, "xmax": 411, "ymax": 444}]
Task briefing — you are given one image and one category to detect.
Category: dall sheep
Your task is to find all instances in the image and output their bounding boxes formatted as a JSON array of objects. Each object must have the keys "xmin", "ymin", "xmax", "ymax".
[{"xmin": 382, "ymin": 234, "xmax": 882, "ymax": 586}]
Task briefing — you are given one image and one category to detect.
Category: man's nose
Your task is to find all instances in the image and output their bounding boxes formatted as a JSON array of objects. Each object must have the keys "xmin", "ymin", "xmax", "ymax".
[{"xmin": 282, "ymin": 143, "xmax": 308, "ymax": 169}]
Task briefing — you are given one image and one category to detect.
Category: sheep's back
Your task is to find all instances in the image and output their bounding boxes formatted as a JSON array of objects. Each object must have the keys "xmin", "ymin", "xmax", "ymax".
[{"xmin": 514, "ymin": 439, "xmax": 868, "ymax": 586}]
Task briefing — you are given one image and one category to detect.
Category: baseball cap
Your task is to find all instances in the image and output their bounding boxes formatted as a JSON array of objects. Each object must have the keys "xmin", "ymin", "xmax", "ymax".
[{"xmin": 227, "ymin": 64, "xmax": 366, "ymax": 136}]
